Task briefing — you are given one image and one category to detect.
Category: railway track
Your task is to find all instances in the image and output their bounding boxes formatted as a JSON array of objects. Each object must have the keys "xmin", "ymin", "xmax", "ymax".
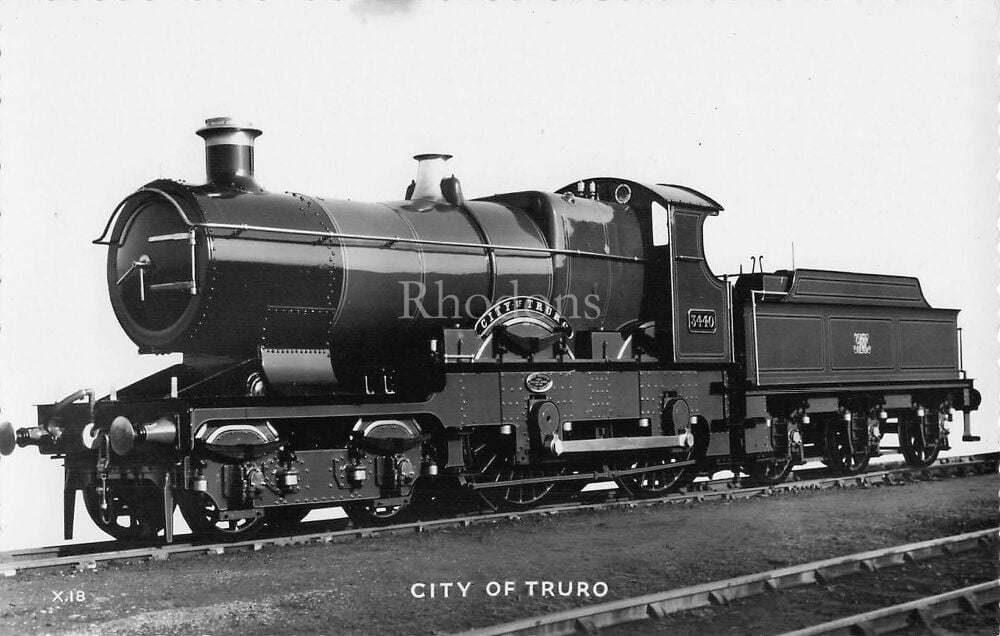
[
  {"xmin": 0, "ymin": 453, "xmax": 993, "ymax": 578},
  {"xmin": 458, "ymin": 527, "xmax": 999, "ymax": 636},
  {"xmin": 777, "ymin": 580, "xmax": 1000, "ymax": 635}
]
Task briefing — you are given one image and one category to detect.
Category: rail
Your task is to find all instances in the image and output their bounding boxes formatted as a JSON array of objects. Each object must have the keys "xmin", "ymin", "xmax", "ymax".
[
  {"xmin": 459, "ymin": 528, "xmax": 998, "ymax": 636},
  {"xmin": 777, "ymin": 581, "xmax": 1000, "ymax": 636}
]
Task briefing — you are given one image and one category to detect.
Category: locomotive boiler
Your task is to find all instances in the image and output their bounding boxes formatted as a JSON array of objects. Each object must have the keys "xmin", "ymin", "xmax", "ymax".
[{"xmin": 0, "ymin": 118, "xmax": 981, "ymax": 541}]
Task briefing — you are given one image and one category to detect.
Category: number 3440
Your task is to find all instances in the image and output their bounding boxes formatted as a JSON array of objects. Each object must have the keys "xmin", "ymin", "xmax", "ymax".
[{"xmin": 688, "ymin": 310, "xmax": 716, "ymax": 332}]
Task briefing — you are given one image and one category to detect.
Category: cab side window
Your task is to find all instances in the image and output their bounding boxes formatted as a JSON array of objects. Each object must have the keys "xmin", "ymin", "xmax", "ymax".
[{"xmin": 651, "ymin": 201, "xmax": 669, "ymax": 246}]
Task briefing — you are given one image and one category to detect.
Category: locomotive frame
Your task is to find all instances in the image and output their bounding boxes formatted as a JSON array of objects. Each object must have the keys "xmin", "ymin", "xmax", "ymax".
[{"xmin": 0, "ymin": 118, "xmax": 981, "ymax": 542}]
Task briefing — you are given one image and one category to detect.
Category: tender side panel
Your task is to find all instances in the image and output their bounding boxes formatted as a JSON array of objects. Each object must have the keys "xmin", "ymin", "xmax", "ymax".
[
  {"xmin": 755, "ymin": 315, "xmax": 825, "ymax": 372},
  {"xmin": 745, "ymin": 303, "xmax": 959, "ymax": 385},
  {"xmin": 899, "ymin": 319, "xmax": 961, "ymax": 370},
  {"xmin": 828, "ymin": 317, "xmax": 895, "ymax": 371}
]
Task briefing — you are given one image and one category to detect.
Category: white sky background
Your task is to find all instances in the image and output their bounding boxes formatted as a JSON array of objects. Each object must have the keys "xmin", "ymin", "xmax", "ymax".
[{"xmin": 0, "ymin": 1, "xmax": 996, "ymax": 550}]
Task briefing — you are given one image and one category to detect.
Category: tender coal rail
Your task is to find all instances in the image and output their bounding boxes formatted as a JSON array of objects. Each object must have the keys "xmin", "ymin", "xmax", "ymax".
[
  {"xmin": 1, "ymin": 453, "xmax": 993, "ymax": 578},
  {"xmin": 459, "ymin": 528, "xmax": 998, "ymax": 636}
]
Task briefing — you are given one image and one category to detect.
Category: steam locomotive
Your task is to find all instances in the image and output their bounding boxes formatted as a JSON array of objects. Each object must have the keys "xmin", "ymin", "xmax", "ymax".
[{"xmin": 0, "ymin": 118, "xmax": 981, "ymax": 542}]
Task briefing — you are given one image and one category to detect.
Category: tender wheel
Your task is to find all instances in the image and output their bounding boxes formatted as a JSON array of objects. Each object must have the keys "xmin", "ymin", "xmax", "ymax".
[
  {"xmin": 264, "ymin": 506, "xmax": 311, "ymax": 530},
  {"xmin": 179, "ymin": 492, "xmax": 266, "ymax": 540},
  {"xmin": 82, "ymin": 483, "xmax": 166, "ymax": 541},
  {"xmin": 899, "ymin": 413, "xmax": 941, "ymax": 468},
  {"xmin": 615, "ymin": 454, "xmax": 696, "ymax": 497},
  {"xmin": 343, "ymin": 500, "xmax": 414, "ymax": 527},
  {"xmin": 745, "ymin": 456, "xmax": 794, "ymax": 486},
  {"xmin": 745, "ymin": 416, "xmax": 795, "ymax": 486},
  {"xmin": 823, "ymin": 418, "xmax": 870, "ymax": 475}
]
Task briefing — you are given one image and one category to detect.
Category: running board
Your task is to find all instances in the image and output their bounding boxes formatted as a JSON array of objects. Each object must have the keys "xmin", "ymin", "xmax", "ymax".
[{"xmin": 549, "ymin": 434, "xmax": 691, "ymax": 456}]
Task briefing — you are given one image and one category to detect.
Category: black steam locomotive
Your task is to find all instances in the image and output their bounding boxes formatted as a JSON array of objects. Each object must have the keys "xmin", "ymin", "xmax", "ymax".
[{"xmin": 0, "ymin": 118, "xmax": 981, "ymax": 541}]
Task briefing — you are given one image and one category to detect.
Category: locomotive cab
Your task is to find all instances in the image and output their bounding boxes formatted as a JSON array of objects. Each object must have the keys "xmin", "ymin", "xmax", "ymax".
[{"xmin": 555, "ymin": 179, "xmax": 732, "ymax": 365}]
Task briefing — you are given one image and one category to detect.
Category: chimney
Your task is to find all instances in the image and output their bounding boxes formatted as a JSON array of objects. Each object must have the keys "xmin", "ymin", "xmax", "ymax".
[{"xmin": 195, "ymin": 117, "xmax": 262, "ymax": 190}]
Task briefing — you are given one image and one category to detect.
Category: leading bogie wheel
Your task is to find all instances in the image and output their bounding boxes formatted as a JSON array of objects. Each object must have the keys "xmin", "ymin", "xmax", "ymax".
[
  {"xmin": 179, "ymin": 492, "xmax": 266, "ymax": 540},
  {"xmin": 343, "ymin": 500, "xmax": 414, "ymax": 527},
  {"xmin": 82, "ymin": 483, "xmax": 167, "ymax": 541}
]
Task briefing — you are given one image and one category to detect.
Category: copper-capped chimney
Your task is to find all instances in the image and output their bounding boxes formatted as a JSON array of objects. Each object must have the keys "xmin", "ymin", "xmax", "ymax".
[{"xmin": 195, "ymin": 117, "xmax": 262, "ymax": 190}]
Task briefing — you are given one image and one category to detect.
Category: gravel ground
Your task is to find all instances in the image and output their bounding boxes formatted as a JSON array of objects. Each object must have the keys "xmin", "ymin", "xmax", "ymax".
[{"xmin": 0, "ymin": 472, "xmax": 996, "ymax": 635}]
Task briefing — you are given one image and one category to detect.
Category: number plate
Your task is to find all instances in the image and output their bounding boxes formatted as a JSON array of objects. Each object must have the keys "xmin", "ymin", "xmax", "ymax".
[{"xmin": 687, "ymin": 309, "xmax": 717, "ymax": 333}]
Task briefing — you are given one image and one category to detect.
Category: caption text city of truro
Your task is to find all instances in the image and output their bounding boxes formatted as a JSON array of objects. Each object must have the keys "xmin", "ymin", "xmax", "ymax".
[{"xmin": 410, "ymin": 580, "xmax": 608, "ymax": 599}]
